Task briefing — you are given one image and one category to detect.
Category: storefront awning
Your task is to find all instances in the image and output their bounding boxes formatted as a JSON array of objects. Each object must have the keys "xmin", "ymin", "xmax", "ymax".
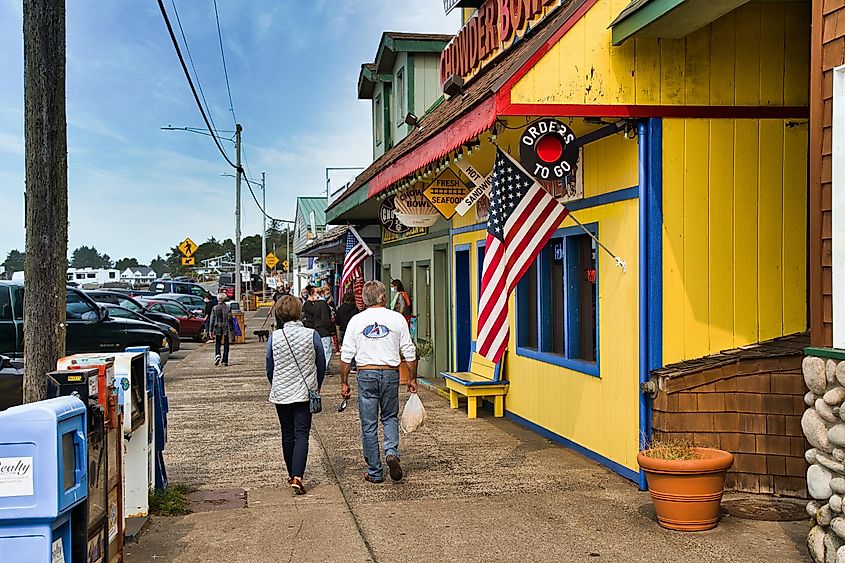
[
  {"xmin": 610, "ymin": 0, "xmax": 754, "ymax": 46},
  {"xmin": 297, "ymin": 225, "xmax": 349, "ymax": 258},
  {"xmin": 327, "ymin": 0, "xmax": 592, "ymax": 223}
]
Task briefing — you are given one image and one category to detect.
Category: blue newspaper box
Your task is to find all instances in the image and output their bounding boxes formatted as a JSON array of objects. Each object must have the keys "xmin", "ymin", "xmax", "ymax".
[{"xmin": 0, "ymin": 397, "xmax": 88, "ymax": 563}]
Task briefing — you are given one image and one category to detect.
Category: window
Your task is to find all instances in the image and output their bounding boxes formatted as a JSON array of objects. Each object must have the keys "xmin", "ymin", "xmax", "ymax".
[
  {"xmin": 0, "ymin": 288, "xmax": 11, "ymax": 321},
  {"xmin": 109, "ymin": 272, "xmax": 116, "ymax": 279},
  {"xmin": 87, "ymin": 273, "xmax": 96, "ymax": 279},
  {"xmin": 374, "ymin": 94, "xmax": 383, "ymax": 145},
  {"xmin": 396, "ymin": 67, "xmax": 405, "ymax": 125},
  {"xmin": 107, "ymin": 307, "xmax": 131, "ymax": 319},
  {"xmin": 516, "ymin": 225, "xmax": 599, "ymax": 375},
  {"xmin": 66, "ymin": 290, "xmax": 98, "ymax": 321},
  {"xmin": 119, "ymin": 298, "xmax": 141, "ymax": 312}
]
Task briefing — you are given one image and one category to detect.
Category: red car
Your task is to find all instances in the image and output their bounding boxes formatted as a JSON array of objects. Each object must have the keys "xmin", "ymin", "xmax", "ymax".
[{"xmin": 140, "ymin": 298, "xmax": 206, "ymax": 341}]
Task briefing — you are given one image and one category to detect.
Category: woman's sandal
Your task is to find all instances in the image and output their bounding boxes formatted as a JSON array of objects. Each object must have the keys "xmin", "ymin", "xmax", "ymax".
[{"xmin": 290, "ymin": 477, "xmax": 306, "ymax": 495}]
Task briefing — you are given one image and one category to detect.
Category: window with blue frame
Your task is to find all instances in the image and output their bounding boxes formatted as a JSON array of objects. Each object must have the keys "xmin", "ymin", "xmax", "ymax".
[
  {"xmin": 517, "ymin": 224, "xmax": 599, "ymax": 374},
  {"xmin": 476, "ymin": 241, "xmax": 485, "ymax": 306}
]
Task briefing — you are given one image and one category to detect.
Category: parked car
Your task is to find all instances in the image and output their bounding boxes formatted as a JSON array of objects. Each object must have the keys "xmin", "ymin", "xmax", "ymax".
[
  {"xmin": 0, "ymin": 355, "xmax": 24, "ymax": 411},
  {"xmin": 85, "ymin": 290, "xmax": 180, "ymax": 331},
  {"xmin": 153, "ymin": 292, "xmax": 206, "ymax": 315},
  {"xmin": 218, "ymin": 273, "xmax": 262, "ymax": 297},
  {"xmin": 97, "ymin": 303, "xmax": 180, "ymax": 353},
  {"xmin": 0, "ymin": 282, "xmax": 170, "ymax": 362},
  {"xmin": 149, "ymin": 279, "xmax": 212, "ymax": 299},
  {"xmin": 139, "ymin": 298, "xmax": 205, "ymax": 341}
]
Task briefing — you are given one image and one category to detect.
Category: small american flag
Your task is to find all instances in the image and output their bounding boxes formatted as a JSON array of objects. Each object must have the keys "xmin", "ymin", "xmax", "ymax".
[
  {"xmin": 340, "ymin": 226, "xmax": 372, "ymax": 289},
  {"xmin": 477, "ymin": 148, "xmax": 570, "ymax": 363}
]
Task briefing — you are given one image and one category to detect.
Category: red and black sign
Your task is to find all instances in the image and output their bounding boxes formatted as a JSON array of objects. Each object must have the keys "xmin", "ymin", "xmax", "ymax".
[{"xmin": 519, "ymin": 118, "xmax": 578, "ymax": 181}]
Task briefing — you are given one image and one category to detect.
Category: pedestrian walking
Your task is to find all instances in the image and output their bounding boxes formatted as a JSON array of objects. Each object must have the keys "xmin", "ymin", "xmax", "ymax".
[
  {"xmin": 210, "ymin": 293, "xmax": 234, "ymax": 367},
  {"xmin": 202, "ymin": 293, "xmax": 214, "ymax": 341},
  {"xmin": 266, "ymin": 295, "xmax": 326, "ymax": 495},
  {"xmin": 335, "ymin": 291, "xmax": 359, "ymax": 344},
  {"xmin": 340, "ymin": 280, "xmax": 417, "ymax": 483},
  {"xmin": 303, "ymin": 286, "xmax": 336, "ymax": 371},
  {"xmin": 390, "ymin": 279, "xmax": 412, "ymax": 324}
]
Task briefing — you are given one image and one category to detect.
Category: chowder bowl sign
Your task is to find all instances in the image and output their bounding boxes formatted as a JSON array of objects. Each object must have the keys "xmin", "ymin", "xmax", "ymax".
[
  {"xmin": 379, "ymin": 195, "xmax": 410, "ymax": 234},
  {"xmin": 394, "ymin": 186, "xmax": 439, "ymax": 228}
]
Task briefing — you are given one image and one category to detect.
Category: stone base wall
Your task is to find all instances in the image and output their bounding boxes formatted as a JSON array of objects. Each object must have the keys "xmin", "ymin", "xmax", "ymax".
[
  {"xmin": 653, "ymin": 354, "xmax": 808, "ymax": 497},
  {"xmin": 802, "ymin": 353, "xmax": 845, "ymax": 562}
]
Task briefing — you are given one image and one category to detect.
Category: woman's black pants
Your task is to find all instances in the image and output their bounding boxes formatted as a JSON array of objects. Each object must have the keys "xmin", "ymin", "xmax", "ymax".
[{"xmin": 275, "ymin": 401, "xmax": 312, "ymax": 479}]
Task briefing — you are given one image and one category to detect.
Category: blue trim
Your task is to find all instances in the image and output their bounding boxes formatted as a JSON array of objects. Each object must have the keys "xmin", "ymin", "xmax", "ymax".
[
  {"xmin": 566, "ymin": 186, "xmax": 639, "ymax": 211},
  {"xmin": 448, "ymin": 187, "xmax": 638, "ymax": 239},
  {"xmin": 636, "ymin": 119, "xmax": 664, "ymax": 491},
  {"xmin": 450, "ymin": 222, "xmax": 487, "ymax": 236},
  {"xmin": 504, "ymin": 411, "xmax": 640, "ymax": 484},
  {"xmin": 515, "ymin": 346, "xmax": 600, "ymax": 376},
  {"xmin": 514, "ymin": 222, "xmax": 601, "ymax": 378},
  {"xmin": 455, "ymin": 246, "xmax": 472, "ymax": 373},
  {"xmin": 476, "ymin": 240, "xmax": 486, "ymax": 308}
]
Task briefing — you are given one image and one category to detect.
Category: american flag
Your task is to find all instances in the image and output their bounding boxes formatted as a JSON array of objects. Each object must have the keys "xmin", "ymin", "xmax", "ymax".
[
  {"xmin": 477, "ymin": 148, "xmax": 570, "ymax": 363},
  {"xmin": 340, "ymin": 226, "xmax": 372, "ymax": 289}
]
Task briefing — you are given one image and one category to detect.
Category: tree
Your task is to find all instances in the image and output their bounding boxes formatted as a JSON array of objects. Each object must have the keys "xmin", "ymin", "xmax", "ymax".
[
  {"xmin": 150, "ymin": 255, "xmax": 168, "ymax": 277},
  {"xmin": 114, "ymin": 257, "xmax": 139, "ymax": 270},
  {"xmin": 2, "ymin": 249, "xmax": 25, "ymax": 273},
  {"xmin": 23, "ymin": 0, "xmax": 68, "ymax": 403},
  {"xmin": 70, "ymin": 245, "xmax": 112, "ymax": 268}
]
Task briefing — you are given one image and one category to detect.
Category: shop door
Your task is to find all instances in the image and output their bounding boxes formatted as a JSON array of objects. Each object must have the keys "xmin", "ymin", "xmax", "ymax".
[
  {"xmin": 433, "ymin": 248, "xmax": 449, "ymax": 374},
  {"xmin": 416, "ymin": 262, "xmax": 431, "ymax": 378},
  {"xmin": 455, "ymin": 248, "xmax": 471, "ymax": 372}
]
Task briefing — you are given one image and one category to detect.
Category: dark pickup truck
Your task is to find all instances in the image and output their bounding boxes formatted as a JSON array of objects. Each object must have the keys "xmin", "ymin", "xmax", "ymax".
[{"xmin": 0, "ymin": 281, "xmax": 170, "ymax": 362}]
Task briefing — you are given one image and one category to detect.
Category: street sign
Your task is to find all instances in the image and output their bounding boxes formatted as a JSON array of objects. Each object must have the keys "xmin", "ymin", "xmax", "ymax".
[
  {"xmin": 178, "ymin": 237, "xmax": 197, "ymax": 257},
  {"xmin": 423, "ymin": 168, "xmax": 469, "ymax": 220},
  {"xmin": 181, "ymin": 256, "xmax": 195, "ymax": 266},
  {"xmin": 282, "ymin": 260, "xmax": 289, "ymax": 272},
  {"xmin": 265, "ymin": 252, "xmax": 279, "ymax": 269}
]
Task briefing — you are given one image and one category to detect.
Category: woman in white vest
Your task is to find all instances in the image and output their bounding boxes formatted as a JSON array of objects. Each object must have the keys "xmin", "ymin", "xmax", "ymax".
[{"xmin": 265, "ymin": 295, "xmax": 326, "ymax": 494}]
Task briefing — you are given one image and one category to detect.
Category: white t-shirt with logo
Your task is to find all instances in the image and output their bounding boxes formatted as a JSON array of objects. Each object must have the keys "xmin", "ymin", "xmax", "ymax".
[{"xmin": 340, "ymin": 306, "xmax": 416, "ymax": 366}]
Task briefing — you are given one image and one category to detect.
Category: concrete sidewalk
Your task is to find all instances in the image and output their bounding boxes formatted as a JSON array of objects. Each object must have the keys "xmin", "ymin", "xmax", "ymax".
[{"xmin": 126, "ymin": 311, "xmax": 810, "ymax": 562}]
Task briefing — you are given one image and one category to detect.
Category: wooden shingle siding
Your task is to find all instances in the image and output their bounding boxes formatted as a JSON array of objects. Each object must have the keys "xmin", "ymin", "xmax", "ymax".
[{"xmin": 811, "ymin": 0, "xmax": 845, "ymax": 347}]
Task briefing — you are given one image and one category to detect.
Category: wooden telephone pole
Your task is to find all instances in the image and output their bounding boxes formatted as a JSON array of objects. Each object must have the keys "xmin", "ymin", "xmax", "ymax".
[{"xmin": 22, "ymin": 0, "xmax": 68, "ymax": 402}]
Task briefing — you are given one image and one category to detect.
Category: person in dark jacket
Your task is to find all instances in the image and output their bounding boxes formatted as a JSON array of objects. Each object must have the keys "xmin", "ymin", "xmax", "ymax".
[
  {"xmin": 302, "ymin": 286, "xmax": 335, "ymax": 370},
  {"xmin": 210, "ymin": 293, "xmax": 235, "ymax": 367},
  {"xmin": 335, "ymin": 292, "xmax": 359, "ymax": 342}
]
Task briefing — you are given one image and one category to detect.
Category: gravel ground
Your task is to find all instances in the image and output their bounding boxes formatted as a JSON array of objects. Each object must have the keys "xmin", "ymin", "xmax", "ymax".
[{"xmin": 126, "ymin": 309, "xmax": 810, "ymax": 562}]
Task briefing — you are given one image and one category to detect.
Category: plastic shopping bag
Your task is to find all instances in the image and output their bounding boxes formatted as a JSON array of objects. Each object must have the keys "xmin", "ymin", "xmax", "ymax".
[{"xmin": 400, "ymin": 393, "xmax": 427, "ymax": 434}]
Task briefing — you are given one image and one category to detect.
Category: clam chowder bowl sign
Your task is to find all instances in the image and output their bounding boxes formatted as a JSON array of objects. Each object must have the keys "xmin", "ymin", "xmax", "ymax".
[
  {"xmin": 394, "ymin": 186, "xmax": 439, "ymax": 228},
  {"xmin": 0, "ymin": 456, "xmax": 34, "ymax": 497}
]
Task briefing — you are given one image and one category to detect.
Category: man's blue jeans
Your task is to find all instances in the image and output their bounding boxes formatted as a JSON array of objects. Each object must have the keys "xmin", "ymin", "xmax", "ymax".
[{"xmin": 357, "ymin": 369, "xmax": 400, "ymax": 480}]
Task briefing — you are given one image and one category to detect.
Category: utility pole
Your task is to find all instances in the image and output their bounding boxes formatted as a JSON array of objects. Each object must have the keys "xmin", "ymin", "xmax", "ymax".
[
  {"xmin": 261, "ymin": 172, "xmax": 267, "ymax": 295},
  {"xmin": 234, "ymin": 123, "xmax": 242, "ymax": 305},
  {"xmin": 23, "ymin": 0, "xmax": 68, "ymax": 403}
]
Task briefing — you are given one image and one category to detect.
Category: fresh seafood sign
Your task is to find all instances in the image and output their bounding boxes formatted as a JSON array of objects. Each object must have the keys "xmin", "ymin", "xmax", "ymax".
[{"xmin": 0, "ymin": 456, "xmax": 34, "ymax": 497}]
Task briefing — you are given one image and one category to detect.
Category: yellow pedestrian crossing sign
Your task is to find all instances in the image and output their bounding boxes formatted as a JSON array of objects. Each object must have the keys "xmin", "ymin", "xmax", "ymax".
[
  {"xmin": 179, "ymin": 237, "xmax": 197, "ymax": 257},
  {"xmin": 265, "ymin": 253, "xmax": 279, "ymax": 269},
  {"xmin": 181, "ymin": 256, "xmax": 195, "ymax": 266}
]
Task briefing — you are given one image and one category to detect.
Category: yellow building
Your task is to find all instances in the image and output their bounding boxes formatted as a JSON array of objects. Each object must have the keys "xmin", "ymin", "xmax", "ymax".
[{"xmin": 328, "ymin": 0, "xmax": 809, "ymax": 490}]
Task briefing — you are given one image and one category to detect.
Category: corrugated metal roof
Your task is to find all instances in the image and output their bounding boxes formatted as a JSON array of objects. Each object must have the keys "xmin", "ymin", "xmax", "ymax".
[{"xmin": 296, "ymin": 197, "xmax": 327, "ymax": 226}]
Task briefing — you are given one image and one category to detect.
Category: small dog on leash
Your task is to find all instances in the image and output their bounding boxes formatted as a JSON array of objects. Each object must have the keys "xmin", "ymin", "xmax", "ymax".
[{"xmin": 254, "ymin": 330, "xmax": 270, "ymax": 342}]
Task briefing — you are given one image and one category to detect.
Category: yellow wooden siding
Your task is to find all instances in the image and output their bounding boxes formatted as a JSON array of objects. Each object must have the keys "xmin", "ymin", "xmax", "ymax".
[
  {"xmin": 450, "ymin": 131, "xmax": 641, "ymax": 471},
  {"xmin": 510, "ymin": 1, "xmax": 810, "ymax": 107},
  {"xmin": 662, "ymin": 118, "xmax": 808, "ymax": 365}
]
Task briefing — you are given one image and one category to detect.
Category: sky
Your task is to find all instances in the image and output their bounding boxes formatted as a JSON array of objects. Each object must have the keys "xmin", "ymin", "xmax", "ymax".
[{"xmin": 0, "ymin": 1, "xmax": 459, "ymax": 264}]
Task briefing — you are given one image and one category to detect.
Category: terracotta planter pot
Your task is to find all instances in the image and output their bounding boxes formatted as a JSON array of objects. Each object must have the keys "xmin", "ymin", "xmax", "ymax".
[{"xmin": 637, "ymin": 447, "xmax": 734, "ymax": 532}]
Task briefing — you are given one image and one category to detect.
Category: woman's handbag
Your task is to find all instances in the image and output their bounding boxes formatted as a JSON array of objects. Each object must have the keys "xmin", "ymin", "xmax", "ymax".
[
  {"xmin": 230, "ymin": 315, "xmax": 242, "ymax": 337},
  {"xmin": 281, "ymin": 328, "xmax": 322, "ymax": 414}
]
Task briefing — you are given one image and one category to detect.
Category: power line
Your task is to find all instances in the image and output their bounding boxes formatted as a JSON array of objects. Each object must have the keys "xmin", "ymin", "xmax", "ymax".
[
  {"xmin": 240, "ymin": 171, "xmax": 280, "ymax": 222},
  {"xmin": 213, "ymin": 0, "xmax": 238, "ymax": 125},
  {"xmin": 169, "ymin": 0, "xmax": 221, "ymax": 139},
  {"xmin": 155, "ymin": 0, "xmax": 238, "ymax": 169}
]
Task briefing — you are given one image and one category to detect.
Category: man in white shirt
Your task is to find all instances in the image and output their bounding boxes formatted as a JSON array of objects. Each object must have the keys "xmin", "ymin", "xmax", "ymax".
[{"xmin": 341, "ymin": 280, "xmax": 416, "ymax": 483}]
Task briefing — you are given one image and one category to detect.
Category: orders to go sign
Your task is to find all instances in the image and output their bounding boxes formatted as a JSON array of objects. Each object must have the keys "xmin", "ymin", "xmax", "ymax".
[{"xmin": 519, "ymin": 118, "xmax": 579, "ymax": 181}]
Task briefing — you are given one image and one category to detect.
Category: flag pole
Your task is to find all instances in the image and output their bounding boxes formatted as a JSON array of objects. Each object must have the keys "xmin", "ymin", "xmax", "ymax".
[{"xmin": 564, "ymin": 212, "xmax": 627, "ymax": 273}]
